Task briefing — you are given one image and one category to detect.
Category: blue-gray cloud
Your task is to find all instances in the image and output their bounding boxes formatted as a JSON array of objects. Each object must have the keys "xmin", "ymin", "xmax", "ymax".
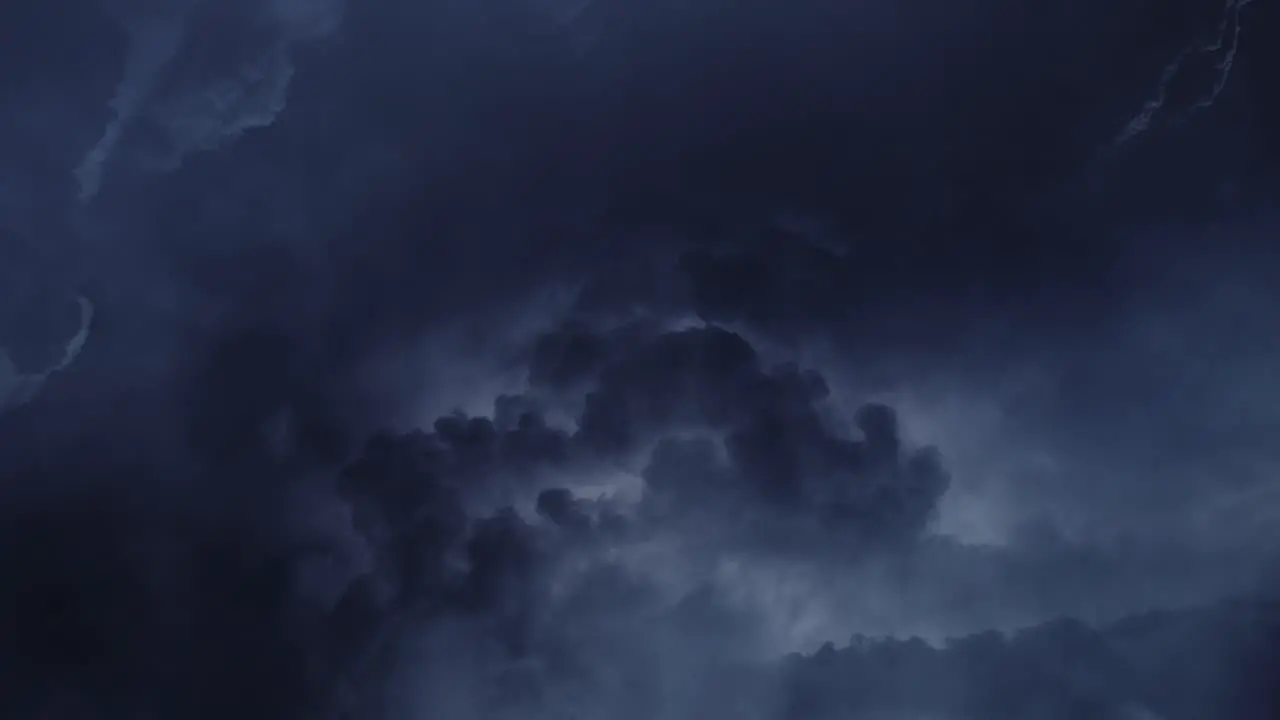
[{"xmin": 75, "ymin": 0, "xmax": 343, "ymax": 201}]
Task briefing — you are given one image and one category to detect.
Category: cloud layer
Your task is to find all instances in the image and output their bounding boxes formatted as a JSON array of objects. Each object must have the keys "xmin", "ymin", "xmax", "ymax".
[{"xmin": 1, "ymin": 1, "xmax": 1278, "ymax": 719}]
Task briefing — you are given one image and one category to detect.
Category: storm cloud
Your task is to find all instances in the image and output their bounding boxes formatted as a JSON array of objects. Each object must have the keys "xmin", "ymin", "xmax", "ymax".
[{"xmin": 0, "ymin": 0, "xmax": 1278, "ymax": 719}]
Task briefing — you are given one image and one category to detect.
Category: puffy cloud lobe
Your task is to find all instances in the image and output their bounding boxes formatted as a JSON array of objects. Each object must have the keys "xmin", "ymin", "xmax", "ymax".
[
  {"xmin": 568, "ymin": 325, "xmax": 948, "ymax": 550},
  {"xmin": 348, "ymin": 321, "xmax": 951, "ymax": 563}
]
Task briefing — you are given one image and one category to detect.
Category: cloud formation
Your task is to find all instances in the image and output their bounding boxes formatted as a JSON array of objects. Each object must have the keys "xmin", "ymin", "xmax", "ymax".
[
  {"xmin": 75, "ymin": 0, "xmax": 343, "ymax": 201},
  {"xmin": 1, "ymin": 1, "xmax": 1278, "ymax": 719}
]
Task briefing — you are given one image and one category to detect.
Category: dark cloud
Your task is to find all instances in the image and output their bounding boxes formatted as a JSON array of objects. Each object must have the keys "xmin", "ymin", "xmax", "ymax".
[
  {"xmin": 2, "ymin": 0, "xmax": 1280, "ymax": 719},
  {"xmin": 773, "ymin": 597, "xmax": 1280, "ymax": 720},
  {"xmin": 340, "ymin": 319, "xmax": 951, "ymax": 559}
]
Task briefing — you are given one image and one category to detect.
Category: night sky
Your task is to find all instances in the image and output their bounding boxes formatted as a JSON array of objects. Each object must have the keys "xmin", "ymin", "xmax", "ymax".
[{"xmin": 1, "ymin": 1, "xmax": 1278, "ymax": 718}]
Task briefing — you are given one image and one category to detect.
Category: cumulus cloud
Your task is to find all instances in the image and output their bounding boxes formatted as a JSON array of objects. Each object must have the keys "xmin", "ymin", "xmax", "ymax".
[{"xmin": 341, "ymin": 319, "xmax": 952, "ymax": 567}]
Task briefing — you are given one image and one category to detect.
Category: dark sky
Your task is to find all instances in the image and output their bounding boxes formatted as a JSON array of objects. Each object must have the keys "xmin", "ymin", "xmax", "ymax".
[{"xmin": 0, "ymin": 1, "xmax": 1278, "ymax": 719}]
